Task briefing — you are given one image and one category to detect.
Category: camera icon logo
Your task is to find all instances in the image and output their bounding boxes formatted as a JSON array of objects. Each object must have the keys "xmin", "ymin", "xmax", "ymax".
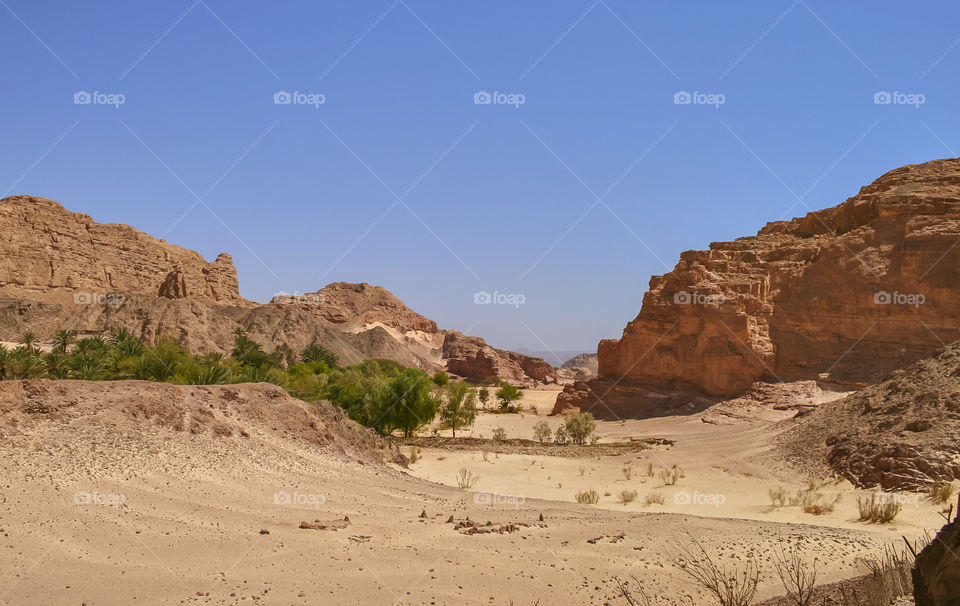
[
  {"xmin": 273, "ymin": 490, "xmax": 292, "ymax": 505},
  {"xmin": 474, "ymin": 91, "xmax": 492, "ymax": 105},
  {"xmin": 73, "ymin": 291, "xmax": 93, "ymax": 304},
  {"xmin": 474, "ymin": 291, "xmax": 492, "ymax": 304},
  {"xmin": 74, "ymin": 91, "xmax": 92, "ymax": 105},
  {"xmin": 673, "ymin": 291, "xmax": 691, "ymax": 305},
  {"xmin": 273, "ymin": 91, "xmax": 292, "ymax": 105},
  {"xmin": 673, "ymin": 491, "xmax": 692, "ymax": 505},
  {"xmin": 874, "ymin": 91, "xmax": 892, "ymax": 105},
  {"xmin": 874, "ymin": 290, "xmax": 891, "ymax": 304},
  {"xmin": 673, "ymin": 91, "xmax": 692, "ymax": 105},
  {"xmin": 74, "ymin": 491, "xmax": 92, "ymax": 505},
  {"xmin": 473, "ymin": 492, "xmax": 492, "ymax": 505}
]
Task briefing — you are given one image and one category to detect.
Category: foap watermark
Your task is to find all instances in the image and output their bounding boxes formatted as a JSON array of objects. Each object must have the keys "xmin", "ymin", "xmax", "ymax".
[
  {"xmin": 872, "ymin": 491, "xmax": 922, "ymax": 508},
  {"xmin": 474, "ymin": 90, "xmax": 526, "ymax": 108},
  {"xmin": 874, "ymin": 290, "xmax": 925, "ymax": 308},
  {"xmin": 274, "ymin": 90, "xmax": 325, "ymax": 108},
  {"xmin": 673, "ymin": 490, "xmax": 726, "ymax": 509},
  {"xmin": 73, "ymin": 90, "xmax": 126, "ymax": 108},
  {"xmin": 74, "ymin": 491, "xmax": 126, "ymax": 508},
  {"xmin": 273, "ymin": 490, "xmax": 326, "ymax": 509},
  {"xmin": 674, "ymin": 90, "xmax": 725, "ymax": 108},
  {"xmin": 673, "ymin": 291, "xmax": 725, "ymax": 308},
  {"xmin": 474, "ymin": 290, "xmax": 526, "ymax": 308},
  {"xmin": 273, "ymin": 290, "xmax": 324, "ymax": 307},
  {"xmin": 74, "ymin": 291, "xmax": 126, "ymax": 308},
  {"xmin": 873, "ymin": 91, "xmax": 925, "ymax": 108},
  {"xmin": 474, "ymin": 491, "xmax": 525, "ymax": 509}
]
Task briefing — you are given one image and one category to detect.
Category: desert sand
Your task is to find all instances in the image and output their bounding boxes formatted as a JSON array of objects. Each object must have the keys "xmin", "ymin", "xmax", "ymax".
[{"xmin": 0, "ymin": 382, "xmax": 944, "ymax": 606}]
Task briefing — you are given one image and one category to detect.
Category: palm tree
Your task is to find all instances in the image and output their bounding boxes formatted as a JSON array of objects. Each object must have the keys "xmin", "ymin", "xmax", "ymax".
[
  {"xmin": 52, "ymin": 330, "xmax": 75, "ymax": 354},
  {"xmin": 107, "ymin": 327, "xmax": 135, "ymax": 347},
  {"xmin": 0, "ymin": 344, "xmax": 8, "ymax": 379},
  {"xmin": 19, "ymin": 331, "xmax": 37, "ymax": 353}
]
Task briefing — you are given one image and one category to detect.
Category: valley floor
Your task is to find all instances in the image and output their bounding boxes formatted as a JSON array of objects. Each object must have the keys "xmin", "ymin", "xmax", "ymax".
[{"xmin": 0, "ymin": 385, "xmax": 944, "ymax": 605}]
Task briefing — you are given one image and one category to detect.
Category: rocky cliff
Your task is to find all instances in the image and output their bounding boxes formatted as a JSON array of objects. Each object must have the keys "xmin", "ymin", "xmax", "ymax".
[
  {"xmin": 0, "ymin": 196, "xmax": 556, "ymax": 384},
  {"xmin": 0, "ymin": 196, "xmax": 248, "ymax": 307},
  {"xmin": 558, "ymin": 158, "xmax": 960, "ymax": 416}
]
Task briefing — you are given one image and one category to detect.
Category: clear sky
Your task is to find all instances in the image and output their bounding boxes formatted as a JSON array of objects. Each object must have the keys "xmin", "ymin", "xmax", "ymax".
[{"xmin": 2, "ymin": 1, "xmax": 958, "ymax": 353}]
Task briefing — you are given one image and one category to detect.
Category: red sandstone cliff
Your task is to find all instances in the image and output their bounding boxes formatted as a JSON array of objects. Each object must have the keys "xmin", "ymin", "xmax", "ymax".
[{"xmin": 557, "ymin": 158, "xmax": 960, "ymax": 416}]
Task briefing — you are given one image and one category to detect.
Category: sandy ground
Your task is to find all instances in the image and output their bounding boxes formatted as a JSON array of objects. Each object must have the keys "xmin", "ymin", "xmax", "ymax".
[{"xmin": 0, "ymin": 384, "xmax": 945, "ymax": 605}]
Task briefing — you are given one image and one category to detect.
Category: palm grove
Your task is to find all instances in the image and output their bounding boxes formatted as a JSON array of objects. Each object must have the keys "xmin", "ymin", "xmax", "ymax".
[{"xmin": 0, "ymin": 328, "xmax": 527, "ymax": 437}]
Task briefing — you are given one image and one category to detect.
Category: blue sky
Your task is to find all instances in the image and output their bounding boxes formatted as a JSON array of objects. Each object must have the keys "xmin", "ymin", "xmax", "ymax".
[{"xmin": 2, "ymin": 1, "xmax": 958, "ymax": 353}]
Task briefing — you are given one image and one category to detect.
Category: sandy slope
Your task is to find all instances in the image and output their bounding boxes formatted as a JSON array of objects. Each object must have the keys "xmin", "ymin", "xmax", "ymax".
[{"xmin": 0, "ymin": 382, "xmax": 939, "ymax": 606}]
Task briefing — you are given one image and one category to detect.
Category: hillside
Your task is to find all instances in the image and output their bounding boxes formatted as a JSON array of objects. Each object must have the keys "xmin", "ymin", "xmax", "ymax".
[{"xmin": 0, "ymin": 196, "xmax": 556, "ymax": 384}]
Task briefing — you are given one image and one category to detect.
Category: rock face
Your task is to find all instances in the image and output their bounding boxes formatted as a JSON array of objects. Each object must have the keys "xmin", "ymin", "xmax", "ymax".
[
  {"xmin": 778, "ymin": 341, "xmax": 960, "ymax": 490},
  {"xmin": 557, "ymin": 353, "xmax": 599, "ymax": 382},
  {"xmin": 0, "ymin": 196, "xmax": 248, "ymax": 307},
  {"xmin": 560, "ymin": 158, "xmax": 960, "ymax": 415},
  {"xmin": 442, "ymin": 331, "xmax": 558, "ymax": 385},
  {"xmin": 913, "ymin": 512, "xmax": 960, "ymax": 606},
  {"xmin": 0, "ymin": 196, "xmax": 556, "ymax": 384}
]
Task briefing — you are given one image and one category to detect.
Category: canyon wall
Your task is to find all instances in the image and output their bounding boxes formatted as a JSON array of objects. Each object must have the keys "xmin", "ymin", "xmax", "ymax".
[{"xmin": 558, "ymin": 158, "xmax": 960, "ymax": 416}]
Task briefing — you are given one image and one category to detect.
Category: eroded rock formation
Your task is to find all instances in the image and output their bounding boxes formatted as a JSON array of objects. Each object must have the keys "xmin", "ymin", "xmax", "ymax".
[
  {"xmin": 558, "ymin": 158, "xmax": 960, "ymax": 416},
  {"xmin": 0, "ymin": 196, "xmax": 247, "ymax": 307}
]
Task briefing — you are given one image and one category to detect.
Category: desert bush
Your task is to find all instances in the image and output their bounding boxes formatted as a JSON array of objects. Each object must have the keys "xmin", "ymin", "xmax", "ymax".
[
  {"xmin": 618, "ymin": 490, "xmax": 638, "ymax": 505},
  {"xmin": 564, "ymin": 412, "xmax": 596, "ymax": 445},
  {"xmin": 801, "ymin": 490, "xmax": 840, "ymax": 515},
  {"xmin": 644, "ymin": 492, "xmax": 665, "ymax": 506},
  {"xmin": 659, "ymin": 465, "xmax": 681, "ymax": 486},
  {"xmin": 646, "ymin": 462, "xmax": 654, "ymax": 477},
  {"xmin": 575, "ymin": 489, "xmax": 599, "ymax": 504},
  {"xmin": 409, "ymin": 446, "xmax": 421, "ymax": 463},
  {"xmin": 492, "ymin": 427, "xmax": 507, "ymax": 442},
  {"xmin": 929, "ymin": 478, "xmax": 955, "ymax": 503},
  {"xmin": 439, "ymin": 381, "xmax": 477, "ymax": 438},
  {"xmin": 853, "ymin": 539, "xmax": 928, "ymax": 606},
  {"xmin": 456, "ymin": 467, "xmax": 479, "ymax": 489},
  {"xmin": 797, "ymin": 479, "xmax": 841, "ymax": 515},
  {"xmin": 553, "ymin": 425, "xmax": 570, "ymax": 445},
  {"xmin": 533, "ymin": 420, "xmax": 552, "ymax": 443},
  {"xmin": 857, "ymin": 493, "xmax": 901, "ymax": 523},
  {"xmin": 622, "ymin": 465, "xmax": 633, "ymax": 481},
  {"xmin": 768, "ymin": 486, "xmax": 789, "ymax": 508},
  {"xmin": 578, "ymin": 466, "xmax": 586, "ymax": 476},
  {"xmin": 772, "ymin": 543, "xmax": 817, "ymax": 606},
  {"xmin": 673, "ymin": 537, "xmax": 759, "ymax": 606}
]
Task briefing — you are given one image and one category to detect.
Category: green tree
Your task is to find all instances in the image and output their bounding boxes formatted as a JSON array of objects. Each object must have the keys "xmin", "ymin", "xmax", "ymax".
[
  {"xmin": 495, "ymin": 382, "xmax": 523, "ymax": 410},
  {"xmin": 478, "ymin": 387, "xmax": 490, "ymax": 409},
  {"xmin": 533, "ymin": 420, "xmax": 552, "ymax": 443},
  {"xmin": 382, "ymin": 368, "xmax": 439, "ymax": 437},
  {"xmin": 432, "ymin": 371, "xmax": 449, "ymax": 387},
  {"xmin": 301, "ymin": 343, "xmax": 338, "ymax": 368},
  {"xmin": 564, "ymin": 412, "xmax": 596, "ymax": 445},
  {"xmin": 439, "ymin": 381, "xmax": 477, "ymax": 438},
  {"xmin": 52, "ymin": 330, "xmax": 75, "ymax": 354},
  {"xmin": 19, "ymin": 331, "xmax": 38, "ymax": 353}
]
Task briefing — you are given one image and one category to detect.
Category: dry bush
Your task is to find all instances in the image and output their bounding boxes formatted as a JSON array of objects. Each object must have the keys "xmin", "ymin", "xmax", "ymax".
[
  {"xmin": 646, "ymin": 462, "xmax": 654, "ymax": 477},
  {"xmin": 492, "ymin": 427, "xmax": 507, "ymax": 442},
  {"xmin": 456, "ymin": 467, "xmax": 479, "ymax": 489},
  {"xmin": 673, "ymin": 537, "xmax": 759, "ymax": 606},
  {"xmin": 644, "ymin": 492, "xmax": 665, "ymax": 506},
  {"xmin": 578, "ymin": 466, "xmax": 586, "ymax": 476},
  {"xmin": 772, "ymin": 543, "xmax": 817, "ymax": 606},
  {"xmin": 797, "ymin": 480, "xmax": 841, "ymax": 515},
  {"xmin": 768, "ymin": 486, "xmax": 789, "ymax": 508},
  {"xmin": 575, "ymin": 489, "xmax": 599, "ymax": 504},
  {"xmin": 409, "ymin": 446, "xmax": 421, "ymax": 463},
  {"xmin": 614, "ymin": 576, "xmax": 651, "ymax": 606},
  {"xmin": 622, "ymin": 465, "xmax": 633, "ymax": 480},
  {"xmin": 659, "ymin": 464, "xmax": 682, "ymax": 486},
  {"xmin": 618, "ymin": 490, "xmax": 638, "ymax": 505},
  {"xmin": 857, "ymin": 493, "xmax": 901, "ymax": 523},
  {"xmin": 929, "ymin": 478, "xmax": 955, "ymax": 503}
]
